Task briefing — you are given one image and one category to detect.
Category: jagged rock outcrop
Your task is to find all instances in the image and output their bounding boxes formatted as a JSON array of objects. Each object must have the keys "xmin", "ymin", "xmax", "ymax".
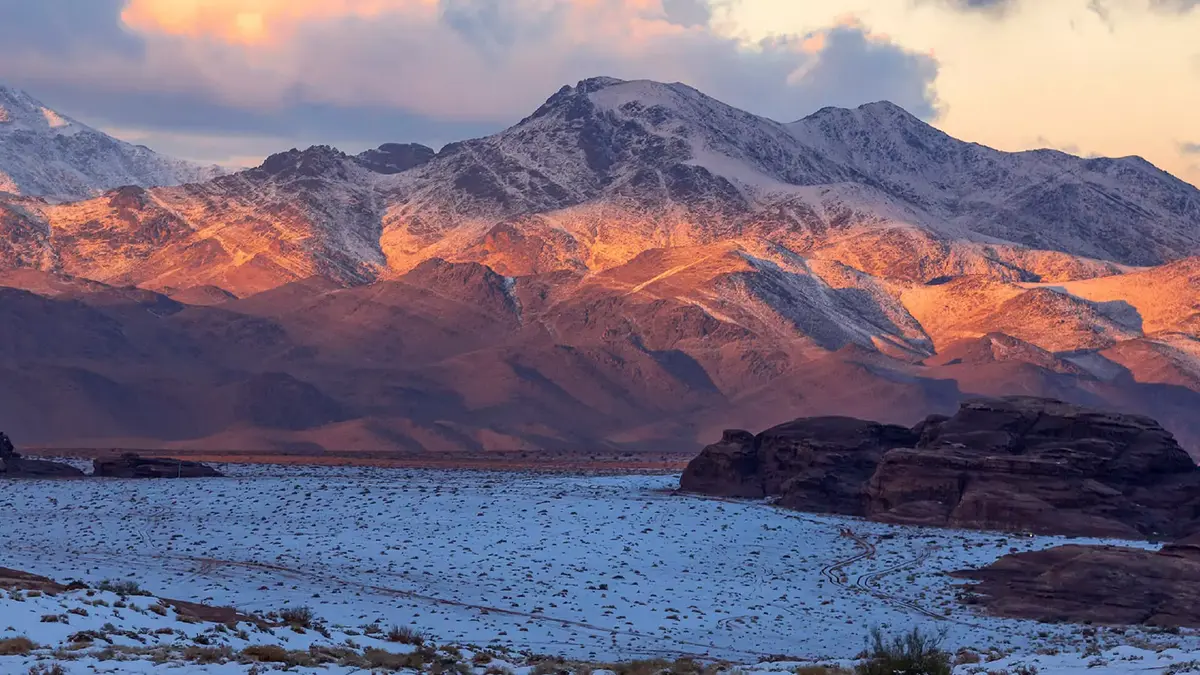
[
  {"xmin": 954, "ymin": 533, "xmax": 1200, "ymax": 627},
  {"xmin": 679, "ymin": 418, "xmax": 919, "ymax": 515},
  {"xmin": 93, "ymin": 452, "xmax": 223, "ymax": 479},
  {"xmin": 0, "ymin": 431, "xmax": 84, "ymax": 478},
  {"xmin": 681, "ymin": 396, "xmax": 1200, "ymax": 538},
  {"xmin": 866, "ymin": 397, "xmax": 1200, "ymax": 538}
]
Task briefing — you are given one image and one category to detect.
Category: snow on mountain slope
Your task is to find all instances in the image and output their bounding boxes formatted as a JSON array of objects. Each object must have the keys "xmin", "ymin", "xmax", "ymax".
[
  {"xmin": 381, "ymin": 77, "xmax": 1200, "ymax": 277},
  {"xmin": 13, "ymin": 146, "xmax": 388, "ymax": 296},
  {"xmin": 0, "ymin": 84, "xmax": 223, "ymax": 202},
  {"xmin": 788, "ymin": 101, "xmax": 1200, "ymax": 266}
]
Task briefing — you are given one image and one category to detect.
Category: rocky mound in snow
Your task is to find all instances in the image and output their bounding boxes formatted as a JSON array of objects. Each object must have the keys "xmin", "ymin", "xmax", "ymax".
[
  {"xmin": 0, "ymin": 431, "xmax": 82, "ymax": 478},
  {"xmin": 955, "ymin": 533, "xmax": 1200, "ymax": 628},
  {"xmin": 678, "ymin": 420, "xmax": 918, "ymax": 514},
  {"xmin": 867, "ymin": 397, "xmax": 1200, "ymax": 538},
  {"xmin": 93, "ymin": 452, "xmax": 223, "ymax": 478},
  {"xmin": 0, "ymin": 85, "xmax": 223, "ymax": 202},
  {"xmin": 681, "ymin": 396, "xmax": 1200, "ymax": 538}
]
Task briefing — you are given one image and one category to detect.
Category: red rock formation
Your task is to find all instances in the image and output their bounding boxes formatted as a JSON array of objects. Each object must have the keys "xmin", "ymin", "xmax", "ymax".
[
  {"xmin": 954, "ymin": 534, "xmax": 1200, "ymax": 627},
  {"xmin": 866, "ymin": 397, "xmax": 1200, "ymax": 538},
  {"xmin": 682, "ymin": 397, "xmax": 1200, "ymax": 538},
  {"xmin": 680, "ymin": 418, "xmax": 919, "ymax": 515}
]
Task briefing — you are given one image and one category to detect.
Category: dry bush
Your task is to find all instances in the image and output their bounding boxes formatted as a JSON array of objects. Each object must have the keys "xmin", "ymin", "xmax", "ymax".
[
  {"xmin": 182, "ymin": 645, "xmax": 233, "ymax": 664},
  {"xmin": 241, "ymin": 645, "xmax": 290, "ymax": 663},
  {"xmin": 855, "ymin": 627, "xmax": 952, "ymax": 675},
  {"xmin": 386, "ymin": 624, "xmax": 425, "ymax": 645},
  {"xmin": 365, "ymin": 648, "xmax": 426, "ymax": 671},
  {"xmin": 0, "ymin": 637, "xmax": 35, "ymax": 656},
  {"xmin": 278, "ymin": 606, "xmax": 315, "ymax": 628}
]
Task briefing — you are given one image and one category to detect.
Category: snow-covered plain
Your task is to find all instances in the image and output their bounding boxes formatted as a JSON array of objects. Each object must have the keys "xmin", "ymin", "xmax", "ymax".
[{"xmin": 2, "ymin": 467, "xmax": 1199, "ymax": 674}]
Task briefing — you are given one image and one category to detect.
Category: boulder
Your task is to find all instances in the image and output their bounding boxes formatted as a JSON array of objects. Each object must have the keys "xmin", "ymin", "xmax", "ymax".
[
  {"xmin": 866, "ymin": 397, "xmax": 1200, "ymax": 537},
  {"xmin": 680, "ymin": 418, "xmax": 919, "ymax": 515},
  {"xmin": 93, "ymin": 452, "xmax": 223, "ymax": 478},
  {"xmin": 954, "ymin": 536, "xmax": 1200, "ymax": 627},
  {"xmin": 0, "ymin": 432, "xmax": 85, "ymax": 478}
]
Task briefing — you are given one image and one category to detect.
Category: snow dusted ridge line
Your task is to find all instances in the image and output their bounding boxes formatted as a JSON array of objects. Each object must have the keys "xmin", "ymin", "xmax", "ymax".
[
  {"xmin": 0, "ymin": 84, "xmax": 223, "ymax": 202},
  {"xmin": 3, "ymin": 468, "xmax": 1200, "ymax": 674}
]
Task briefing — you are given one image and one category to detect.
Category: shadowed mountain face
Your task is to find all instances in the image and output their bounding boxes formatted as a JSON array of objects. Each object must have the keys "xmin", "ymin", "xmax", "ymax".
[{"xmin": 0, "ymin": 77, "xmax": 1198, "ymax": 456}]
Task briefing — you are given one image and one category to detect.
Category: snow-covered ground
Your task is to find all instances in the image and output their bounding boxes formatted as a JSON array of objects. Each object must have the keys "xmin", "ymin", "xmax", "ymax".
[{"xmin": 2, "ymin": 467, "xmax": 1199, "ymax": 674}]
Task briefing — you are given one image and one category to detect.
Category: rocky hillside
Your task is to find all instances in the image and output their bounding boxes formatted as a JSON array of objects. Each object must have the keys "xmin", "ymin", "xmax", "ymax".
[
  {"xmin": 0, "ymin": 77, "xmax": 1197, "ymax": 455},
  {"xmin": 0, "ymin": 85, "xmax": 223, "ymax": 202}
]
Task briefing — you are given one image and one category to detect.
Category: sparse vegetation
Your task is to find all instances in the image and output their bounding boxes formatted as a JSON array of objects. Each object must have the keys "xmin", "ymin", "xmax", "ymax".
[
  {"xmin": 277, "ymin": 605, "xmax": 315, "ymax": 629},
  {"xmin": 387, "ymin": 623, "xmax": 425, "ymax": 645},
  {"xmin": 854, "ymin": 627, "xmax": 952, "ymax": 675},
  {"xmin": 364, "ymin": 647, "xmax": 427, "ymax": 670},
  {"xmin": 0, "ymin": 636, "xmax": 35, "ymax": 656},
  {"xmin": 96, "ymin": 579, "xmax": 148, "ymax": 596},
  {"xmin": 240, "ymin": 644, "xmax": 290, "ymax": 663}
]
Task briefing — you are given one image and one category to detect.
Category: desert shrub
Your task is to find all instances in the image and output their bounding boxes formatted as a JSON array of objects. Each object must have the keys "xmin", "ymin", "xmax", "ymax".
[
  {"xmin": 27, "ymin": 665, "xmax": 66, "ymax": 675},
  {"xmin": 96, "ymin": 579, "xmax": 147, "ymax": 596},
  {"xmin": 0, "ymin": 637, "xmax": 35, "ymax": 656},
  {"xmin": 365, "ymin": 648, "xmax": 426, "ymax": 670},
  {"xmin": 855, "ymin": 626, "xmax": 952, "ymax": 675},
  {"xmin": 385, "ymin": 624, "xmax": 424, "ymax": 645},
  {"xmin": 183, "ymin": 645, "xmax": 233, "ymax": 664},
  {"xmin": 278, "ymin": 606, "xmax": 315, "ymax": 628},
  {"xmin": 608, "ymin": 659, "xmax": 673, "ymax": 675},
  {"xmin": 241, "ymin": 645, "xmax": 290, "ymax": 663},
  {"xmin": 955, "ymin": 649, "xmax": 982, "ymax": 665}
]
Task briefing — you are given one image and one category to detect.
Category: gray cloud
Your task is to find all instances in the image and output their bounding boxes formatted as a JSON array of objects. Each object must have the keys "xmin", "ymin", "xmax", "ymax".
[
  {"xmin": 0, "ymin": 0, "xmax": 141, "ymax": 56},
  {"xmin": 923, "ymin": 0, "xmax": 1017, "ymax": 15},
  {"xmin": 0, "ymin": 0, "xmax": 942, "ymax": 162},
  {"xmin": 1151, "ymin": 0, "xmax": 1199, "ymax": 11},
  {"xmin": 662, "ymin": 0, "xmax": 713, "ymax": 26},
  {"xmin": 1182, "ymin": 142, "xmax": 1200, "ymax": 155}
]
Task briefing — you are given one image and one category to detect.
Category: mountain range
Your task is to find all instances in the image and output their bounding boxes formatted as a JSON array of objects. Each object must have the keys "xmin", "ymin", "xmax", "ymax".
[{"xmin": 1, "ymin": 77, "xmax": 1198, "ymax": 456}]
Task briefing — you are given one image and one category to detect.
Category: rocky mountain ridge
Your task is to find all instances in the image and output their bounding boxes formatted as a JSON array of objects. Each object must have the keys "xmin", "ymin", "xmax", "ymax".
[
  {"xmin": 0, "ymin": 85, "xmax": 223, "ymax": 202},
  {"xmin": 0, "ymin": 77, "xmax": 1197, "ymax": 455}
]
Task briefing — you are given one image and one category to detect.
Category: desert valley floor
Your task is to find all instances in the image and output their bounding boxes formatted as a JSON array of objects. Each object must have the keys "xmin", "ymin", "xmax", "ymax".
[{"xmin": 4, "ymin": 466, "xmax": 1200, "ymax": 674}]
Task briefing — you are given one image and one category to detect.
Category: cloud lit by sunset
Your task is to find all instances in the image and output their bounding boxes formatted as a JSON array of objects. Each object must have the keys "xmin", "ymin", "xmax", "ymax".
[{"xmin": 0, "ymin": 0, "xmax": 1195, "ymax": 185}]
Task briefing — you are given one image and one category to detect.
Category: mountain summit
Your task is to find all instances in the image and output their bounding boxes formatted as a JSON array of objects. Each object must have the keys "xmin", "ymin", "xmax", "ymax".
[{"xmin": 0, "ymin": 84, "xmax": 223, "ymax": 201}]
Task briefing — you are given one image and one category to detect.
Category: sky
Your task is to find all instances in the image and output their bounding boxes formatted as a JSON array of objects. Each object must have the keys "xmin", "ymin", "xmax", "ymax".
[{"xmin": 0, "ymin": 0, "xmax": 1197, "ymax": 186}]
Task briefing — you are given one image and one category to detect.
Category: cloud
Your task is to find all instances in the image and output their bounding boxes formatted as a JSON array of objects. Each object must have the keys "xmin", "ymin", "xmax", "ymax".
[
  {"xmin": 1150, "ymin": 0, "xmax": 1199, "ymax": 11},
  {"xmin": 1181, "ymin": 142, "xmax": 1200, "ymax": 155},
  {"xmin": 0, "ymin": 0, "xmax": 942, "ymax": 162},
  {"xmin": 923, "ymin": 0, "xmax": 1018, "ymax": 15},
  {"xmin": 662, "ymin": 0, "xmax": 713, "ymax": 26}
]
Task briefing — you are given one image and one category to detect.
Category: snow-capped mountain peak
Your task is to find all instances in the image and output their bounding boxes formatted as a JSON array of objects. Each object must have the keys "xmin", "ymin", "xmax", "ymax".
[{"xmin": 0, "ymin": 83, "xmax": 224, "ymax": 202}]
